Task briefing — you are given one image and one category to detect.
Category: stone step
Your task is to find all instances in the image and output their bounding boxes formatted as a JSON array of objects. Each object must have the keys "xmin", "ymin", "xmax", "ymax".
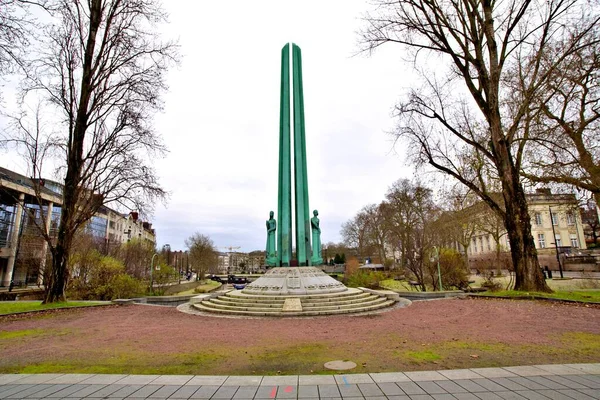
[
  {"xmin": 300, "ymin": 293, "xmax": 377, "ymax": 306},
  {"xmin": 218, "ymin": 291, "xmax": 371, "ymax": 304},
  {"xmin": 302, "ymin": 297, "xmax": 388, "ymax": 311},
  {"xmin": 193, "ymin": 299, "xmax": 396, "ymax": 317},
  {"xmin": 210, "ymin": 298, "xmax": 284, "ymax": 308},
  {"xmin": 225, "ymin": 287, "xmax": 363, "ymax": 301},
  {"xmin": 200, "ymin": 301, "xmax": 283, "ymax": 313}
]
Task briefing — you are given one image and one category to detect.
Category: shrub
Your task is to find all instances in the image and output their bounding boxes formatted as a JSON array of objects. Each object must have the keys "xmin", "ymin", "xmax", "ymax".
[
  {"xmin": 346, "ymin": 270, "xmax": 386, "ymax": 288},
  {"xmin": 68, "ymin": 255, "xmax": 145, "ymax": 300}
]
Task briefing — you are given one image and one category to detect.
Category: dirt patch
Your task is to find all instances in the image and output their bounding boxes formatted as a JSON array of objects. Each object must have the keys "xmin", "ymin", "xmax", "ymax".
[{"xmin": 1, "ymin": 298, "xmax": 599, "ymax": 375}]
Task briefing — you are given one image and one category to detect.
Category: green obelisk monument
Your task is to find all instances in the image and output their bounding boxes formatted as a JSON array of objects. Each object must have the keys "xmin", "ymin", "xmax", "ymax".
[{"xmin": 274, "ymin": 43, "xmax": 315, "ymax": 267}]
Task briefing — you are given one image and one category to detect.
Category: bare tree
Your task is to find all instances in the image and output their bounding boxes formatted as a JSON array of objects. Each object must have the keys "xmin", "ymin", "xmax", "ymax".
[
  {"xmin": 384, "ymin": 179, "xmax": 439, "ymax": 290},
  {"xmin": 185, "ymin": 233, "xmax": 217, "ymax": 281},
  {"xmin": 3, "ymin": 0, "xmax": 177, "ymax": 303},
  {"xmin": 520, "ymin": 27, "xmax": 600, "ymax": 204},
  {"xmin": 360, "ymin": 0, "xmax": 598, "ymax": 291},
  {"xmin": 341, "ymin": 206, "xmax": 374, "ymax": 260}
]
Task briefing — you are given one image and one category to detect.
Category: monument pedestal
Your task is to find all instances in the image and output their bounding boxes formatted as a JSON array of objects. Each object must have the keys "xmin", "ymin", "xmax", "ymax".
[{"xmin": 243, "ymin": 267, "xmax": 346, "ymax": 295}]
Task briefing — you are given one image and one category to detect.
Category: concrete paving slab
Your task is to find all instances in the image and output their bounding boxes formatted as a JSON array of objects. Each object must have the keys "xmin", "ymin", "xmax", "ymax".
[
  {"xmin": 186, "ymin": 376, "xmax": 228, "ymax": 386},
  {"xmin": 438, "ymin": 370, "xmax": 483, "ymax": 380},
  {"xmin": 470, "ymin": 368, "xmax": 517, "ymax": 378},
  {"xmin": 189, "ymin": 385, "xmax": 220, "ymax": 399},
  {"xmin": 338, "ymin": 383, "xmax": 362, "ymax": 397},
  {"xmin": 224, "ymin": 376, "xmax": 263, "ymax": 386},
  {"xmin": 362, "ymin": 396, "xmax": 386, "ymax": 400},
  {"xmin": 502, "ymin": 366, "xmax": 552, "ymax": 377},
  {"xmin": 64, "ymin": 384, "xmax": 107, "ymax": 398},
  {"xmin": 542, "ymin": 375, "xmax": 589, "ymax": 389},
  {"xmin": 415, "ymin": 381, "xmax": 446, "ymax": 394},
  {"xmin": 0, "ymin": 375, "xmax": 32, "ymax": 385},
  {"xmin": 532, "ymin": 389, "xmax": 575, "ymax": 400},
  {"xmin": 148, "ymin": 384, "xmax": 181, "ymax": 398},
  {"xmin": 4, "ymin": 383, "xmax": 52, "ymax": 398},
  {"xmin": 212, "ymin": 385, "xmax": 239, "ymax": 399},
  {"xmin": 490, "ymin": 377, "xmax": 529, "ymax": 391},
  {"xmin": 396, "ymin": 382, "xmax": 427, "ymax": 395},
  {"xmin": 532, "ymin": 365, "xmax": 582, "ymax": 375},
  {"xmin": 405, "ymin": 371, "xmax": 448, "ymax": 381},
  {"xmin": 317, "ymin": 384, "xmax": 341, "ymax": 397},
  {"xmin": 564, "ymin": 364, "xmax": 600, "ymax": 374},
  {"xmin": 452, "ymin": 394, "xmax": 480, "ymax": 400},
  {"xmin": 357, "ymin": 383, "xmax": 384, "ymax": 397},
  {"xmin": 471, "ymin": 378, "xmax": 509, "ymax": 392},
  {"xmin": 261, "ymin": 376, "xmax": 298, "ymax": 386},
  {"xmin": 385, "ymin": 396, "xmax": 410, "ymax": 400},
  {"xmin": 103, "ymin": 384, "xmax": 141, "ymax": 398},
  {"xmin": 376, "ymin": 382, "xmax": 404, "ymax": 396},
  {"xmin": 452, "ymin": 379, "xmax": 488, "ymax": 393},
  {"xmin": 298, "ymin": 376, "xmax": 336, "ymax": 385},
  {"xmin": 85, "ymin": 383, "xmax": 127, "ymax": 398},
  {"xmin": 429, "ymin": 395, "xmax": 456, "ymax": 400},
  {"xmin": 334, "ymin": 374, "xmax": 374, "ymax": 384},
  {"xmin": 46, "ymin": 374, "xmax": 95, "ymax": 384},
  {"xmin": 9, "ymin": 374, "xmax": 65, "ymax": 384},
  {"xmin": 44, "ymin": 384, "xmax": 88, "ymax": 398},
  {"xmin": 150, "ymin": 375, "xmax": 193, "ymax": 385},
  {"xmin": 404, "ymin": 395, "xmax": 434, "ymax": 400},
  {"xmin": 169, "ymin": 385, "xmax": 200, "ymax": 399},
  {"xmin": 578, "ymin": 388, "xmax": 600, "ymax": 398},
  {"xmin": 472, "ymin": 393, "xmax": 503, "ymax": 400},
  {"xmin": 127, "ymin": 384, "xmax": 162, "ymax": 398},
  {"xmin": 556, "ymin": 389, "xmax": 597, "ymax": 400},
  {"xmin": 506, "ymin": 377, "xmax": 549, "ymax": 390},
  {"xmin": 559, "ymin": 375, "xmax": 600, "ymax": 389},
  {"xmin": 298, "ymin": 385, "xmax": 318, "ymax": 398},
  {"xmin": 524, "ymin": 376, "xmax": 568, "ymax": 390},
  {"xmin": 369, "ymin": 373, "xmax": 410, "ymax": 383},
  {"xmin": 115, "ymin": 375, "xmax": 160, "ymax": 385},
  {"xmin": 435, "ymin": 381, "xmax": 468, "ymax": 394},
  {"xmin": 0, "ymin": 384, "xmax": 36, "ymax": 398},
  {"xmin": 78, "ymin": 374, "xmax": 127, "ymax": 384},
  {"xmin": 255, "ymin": 385, "xmax": 277, "ymax": 399},
  {"xmin": 29, "ymin": 384, "xmax": 72, "ymax": 398},
  {"xmin": 233, "ymin": 385, "xmax": 259, "ymax": 399},
  {"xmin": 493, "ymin": 391, "xmax": 528, "ymax": 399},
  {"xmin": 275, "ymin": 385, "xmax": 297, "ymax": 399},
  {"xmin": 511, "ymin": 390, "xmax": 550, "ymax": 400}
]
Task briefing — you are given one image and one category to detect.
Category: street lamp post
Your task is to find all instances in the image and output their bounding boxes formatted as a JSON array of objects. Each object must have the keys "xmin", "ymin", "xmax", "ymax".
[
  {"xmin": 433, "ymin": 246, "xmax": 443, "ymax": 291},
  {"xmin": 149, "ymin": 253, "xmax": 158, "ymax": 294}
]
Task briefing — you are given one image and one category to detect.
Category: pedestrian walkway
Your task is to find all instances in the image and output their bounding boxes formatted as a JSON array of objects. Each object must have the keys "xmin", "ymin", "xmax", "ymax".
[{"xmin": 0, "ymin": 364, "xmax": 598, "ymax": 399}]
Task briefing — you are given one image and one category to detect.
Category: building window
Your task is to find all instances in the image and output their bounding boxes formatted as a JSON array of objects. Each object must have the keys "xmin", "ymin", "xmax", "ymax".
[
  {"xmin": 555, "ymin": 234, "xmax": 562, "ymax": 247},
  {"xmin": 570, "ymin": 234, "xmax": 578, "ymax": 248},
  {"xmin": 534, "ymin": 212, "xmax": 542, "ymax": 226},
  {"xmin": 486, "ymin": 236, "xmax": 491, "ymax": 251},
  {"xmin": 538, "ymin": 233, "xmax": 546, "ymax": 249},
  {"xmin": 551, "ymin": 212, "xmax": 558, "ymax": 226},
  {"xmin": 566, "ymin": 212, "xmax": 575, "ymax": 226}
]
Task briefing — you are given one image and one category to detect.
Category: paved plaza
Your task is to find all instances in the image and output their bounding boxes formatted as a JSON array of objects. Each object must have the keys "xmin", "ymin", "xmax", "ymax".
[{"xmin": 0, "ymin": 364, "xmax": 599, "ymax": 399}]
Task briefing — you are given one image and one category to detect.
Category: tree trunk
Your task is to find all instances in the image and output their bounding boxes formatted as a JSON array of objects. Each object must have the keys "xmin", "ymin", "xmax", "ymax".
[
  {"xmin": 42, "ymin": 0, "xmax": 102, "ymax": 303},
  {"xmin": 502, "ymin": 177, "xmax": 551, "ymax": 292}
]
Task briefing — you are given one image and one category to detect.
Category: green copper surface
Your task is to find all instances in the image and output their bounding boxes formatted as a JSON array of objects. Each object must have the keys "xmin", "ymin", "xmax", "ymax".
[
  {"xmin": 292, "ymin": 44, "xmax": 311, "ymax": 266},
  {"xmin": 277, "ymin": 44, "xmax": 292, "ymax": 266},
  {"xmin": 273, "ymin": 43, "xmax": 322, "ymax": 267}
]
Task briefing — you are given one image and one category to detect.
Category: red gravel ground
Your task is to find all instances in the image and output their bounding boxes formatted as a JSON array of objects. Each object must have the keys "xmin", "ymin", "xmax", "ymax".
[{"xmin": 1, "ymin": 298, "xmax": 599, "ymax": 375}]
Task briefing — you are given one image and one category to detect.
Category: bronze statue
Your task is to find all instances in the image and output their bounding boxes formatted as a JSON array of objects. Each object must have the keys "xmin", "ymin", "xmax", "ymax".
[
  {"xmin": 266, "ymin": 211, "xmax": 277, "ymax": 266},
  {"xmin": 310, "ymin": 210, "xmax": 323, "ymax": 265}
]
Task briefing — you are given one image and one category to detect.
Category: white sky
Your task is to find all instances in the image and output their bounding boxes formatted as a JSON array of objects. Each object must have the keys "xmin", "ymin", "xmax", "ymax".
[{"xmin": 3, "ymin": 0, "xmax": 418, "ymax": 252}]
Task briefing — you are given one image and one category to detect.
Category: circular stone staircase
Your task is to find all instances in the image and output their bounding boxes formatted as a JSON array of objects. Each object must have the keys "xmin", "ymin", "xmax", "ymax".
[{"xmin": 189, "ymin": 267, "xmax": 409, "ymax": 317}]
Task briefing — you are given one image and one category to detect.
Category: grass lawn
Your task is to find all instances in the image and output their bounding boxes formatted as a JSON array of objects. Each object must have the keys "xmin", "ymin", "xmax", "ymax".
[
  {"xmin": 175, "ymin": 280, "xmax": 220, "ymax": 295},
  {"xmin": 0, "ymin": 301, "xmax": 106, "ymax": 315},
  {"xmin": 479, "ymin": 289, "xmax": 600, "ymax": 303}
]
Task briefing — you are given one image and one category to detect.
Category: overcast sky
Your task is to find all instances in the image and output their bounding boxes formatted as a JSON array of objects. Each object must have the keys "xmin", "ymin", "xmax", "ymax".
[
  {"xmin": 2, "ymin": 0, "xmax": 418, "ymax": 252},
  {"xmin": 148, "ymin": 0, "xmax": 418, "ymax": 252}
]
